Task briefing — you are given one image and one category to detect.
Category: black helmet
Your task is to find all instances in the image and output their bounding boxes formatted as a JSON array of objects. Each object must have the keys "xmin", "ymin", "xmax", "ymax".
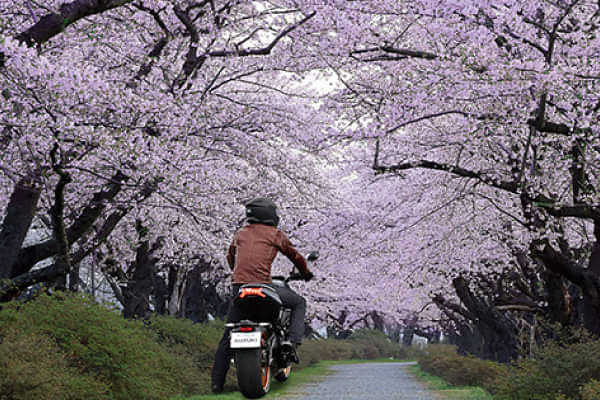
[{"xmin": 245, "ymin": 197, "xmax": 280, "ymax": 227}]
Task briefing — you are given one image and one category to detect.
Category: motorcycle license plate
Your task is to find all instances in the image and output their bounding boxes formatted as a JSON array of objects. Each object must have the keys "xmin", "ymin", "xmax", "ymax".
[{"xmin": 230, "ymin": 331, "xmax": 262, "ymax": 348}]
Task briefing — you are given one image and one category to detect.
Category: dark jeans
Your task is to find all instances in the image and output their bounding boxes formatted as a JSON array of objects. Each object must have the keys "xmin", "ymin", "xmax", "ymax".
[{"xmin": 211, "ymin": 283, "xmax": 306, "ymax": 387}]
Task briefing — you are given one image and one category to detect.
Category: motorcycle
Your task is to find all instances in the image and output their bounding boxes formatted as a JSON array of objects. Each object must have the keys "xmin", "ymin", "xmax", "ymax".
[{"xmin": 225, "ymin": 251, "xmax": 319, "ymax": 399}]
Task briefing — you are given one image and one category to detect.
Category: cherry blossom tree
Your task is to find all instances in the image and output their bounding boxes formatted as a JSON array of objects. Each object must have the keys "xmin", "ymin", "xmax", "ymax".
[
  {"xmin": 293, "ymin": 0, "xmax": 600, "ymax": 349},
  {"xmin": 3, "ymin": 0, "xmax": 600, "ymax": 358},
  {"xmin": 0, "ymin": 1, "xmax": 331, "ymax": 316}
]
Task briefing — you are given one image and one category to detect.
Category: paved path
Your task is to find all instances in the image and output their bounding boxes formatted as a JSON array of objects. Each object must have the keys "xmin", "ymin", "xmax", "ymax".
[{"xmin": 284, "ymin": 361, "xmax": 439, "ymax": 399}]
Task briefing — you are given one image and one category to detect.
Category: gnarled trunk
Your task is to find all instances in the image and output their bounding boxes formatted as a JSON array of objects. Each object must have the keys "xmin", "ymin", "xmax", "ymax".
[{"xmin": 0, "ymin": 172, "xmax": 41, "ymax": 279}]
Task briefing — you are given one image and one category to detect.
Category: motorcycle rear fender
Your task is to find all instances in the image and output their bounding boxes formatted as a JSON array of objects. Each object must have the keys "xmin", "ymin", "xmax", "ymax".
[
  {"xmin": 234, "ymin": 285, "xmax": 283, "ymax": 323},
  {"xmin": 236, "ymin": 284, "xmax": 282, "ymax": 305}
]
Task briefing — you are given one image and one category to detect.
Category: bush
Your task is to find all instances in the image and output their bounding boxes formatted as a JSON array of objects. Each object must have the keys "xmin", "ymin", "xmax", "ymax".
[
  {"xmin": 580, "ymin": 379, "xmax": 600, "ymax": 400},
  {"xmin": 0, "ymin": 328, "xmax": 110, "ymax": 400},
  {"xmin": 0, "ymin": 293, "xmax": 209, "ymax": 399},
  {"xmin": 491, "ymin": 340, "xmax": 600, "ymax": 400},
  {"xmin": 418, "ymin": 344, "xmax": 505, "ymax": 388},
  {"xmin": 145, "ymin": 314, "xmax": 232, "ymax": 391},
  {"xmin": 348, "ymin": 329, "xmax": 418, "ymax": 360},
  {"xmin": 296, "ymin": 329, "xmax": 417, "ymax": 369},
  {"xmin": 298, "ymin": 338, "xmax": 353, "ymax": 368}
]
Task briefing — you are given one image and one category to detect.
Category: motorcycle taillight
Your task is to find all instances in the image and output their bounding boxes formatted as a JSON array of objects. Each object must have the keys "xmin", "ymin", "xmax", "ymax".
[
  {"xmin": 239, "ymin": 287, "xmax": 266, "ymax": 298},
  {"xmin": 240, "ymin": 326, "xmax": 254, "ymax": 332}
]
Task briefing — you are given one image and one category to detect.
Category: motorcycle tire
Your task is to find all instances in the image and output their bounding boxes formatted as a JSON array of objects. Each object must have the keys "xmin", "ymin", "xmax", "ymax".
[
  {"xmin": 235, "ymin": 348, "xmax": 271, "ymax": 398},
  {"xmin": 274, "ymin": 365, "xmax": 292, "ymax": 382}
]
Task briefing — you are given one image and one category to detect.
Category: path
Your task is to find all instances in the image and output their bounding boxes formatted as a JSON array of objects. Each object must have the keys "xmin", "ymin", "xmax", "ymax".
[{"xmin": 283, "ymin": 361, "xmax": 439, "ymax": 399}]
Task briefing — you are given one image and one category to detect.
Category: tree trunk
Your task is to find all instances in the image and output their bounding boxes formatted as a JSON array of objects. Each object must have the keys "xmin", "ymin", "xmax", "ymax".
[
  {"xmin": 69, "ymin": 265, "xmax": 80, "ymax": 292},
  {"xmin": 178, "ymin": 263, "xmax": 231, "ymax": 322},
  {"xmin": 10, "ymin": 171, "xmax": 127, "ymax": 278},
  {"xmin": 433, "ymin": 293, "xmax": 480, "ymax": 354},
  {"xmin": 0, "ymin": 172, "xmax": 41, "ymax": 279},
  {"xmin": 542, "ymin": 270, "xmax": 574, "ymax": 325},
  {"xmin": 122, "ymin": 221, "xmax": 155, "ymax": 319},
  {"xmin": 152, "ymin": 272, "xmax": 169, "ymax": 315},
  {"xmin": 369, "ymin": 310, "xmax": 385, "ymax": 332},
  {"xmin": 49, "ymin": 148, "xmax": 73, "ymax": 291},
  {"xmin": 402, "ymin": 314, "xmax": 418, "ymax": 345},
  {"xmin": 402, "ymin": 327, "xmax": 414, "ymax": 346},
  {"xmin": 167, "ymin": 265, "xmax": 186, "ymax": 316},
  {"xmin": 583, "ymin": 230, "xmax": 600, "ymax": 332},
  {"xmin": 534, "ymin": 237, "xmax": 600, "ymax": 335},
  {"xmin": 180, "ymin": 266, "xmax": 207, "ymax": 322},
  {"xmin": 452, "ymin": 276, "xmax": 520, "ymax": 362}
]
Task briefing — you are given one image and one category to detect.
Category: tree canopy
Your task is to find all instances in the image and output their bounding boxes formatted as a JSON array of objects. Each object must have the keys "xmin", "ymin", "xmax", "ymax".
[{"xmin": 2, "ymin": 0, "xmax": 600, "ymax": 358}]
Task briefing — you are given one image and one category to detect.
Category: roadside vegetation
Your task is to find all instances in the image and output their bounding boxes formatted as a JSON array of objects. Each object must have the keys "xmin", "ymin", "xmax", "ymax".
[
  {"xmin": 409, "ymin": 364, "xmax": 493, "ymax": 400},
  {"xmin": 8, "ymin": 292, "xmax": 600, "ymax": 400},
  {"xmin": 418, "ymin": 343, "xmax": 600, "ymax": 400},
  {"xmin": 0, "ymin": 293, "xmax": 416, "ymax": 399}
]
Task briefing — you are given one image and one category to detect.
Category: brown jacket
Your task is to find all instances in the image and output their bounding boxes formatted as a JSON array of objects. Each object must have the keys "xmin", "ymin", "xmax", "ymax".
[{"xmin": 227, "ymin": 223, "xmax": 310, "ymax": 284}]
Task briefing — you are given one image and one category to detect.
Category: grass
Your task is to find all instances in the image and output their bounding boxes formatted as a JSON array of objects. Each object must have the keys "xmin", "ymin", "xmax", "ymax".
[
  {"xmin": 172, "ymin": 360, "xmax": 336, "ymax": 400},
  {"xmin": 408, "ymin": 364, "xmax": 494, "ymax": 400}
]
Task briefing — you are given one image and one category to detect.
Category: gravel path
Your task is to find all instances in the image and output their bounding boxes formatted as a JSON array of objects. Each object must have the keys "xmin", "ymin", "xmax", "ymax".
[{"xmin": 283, "ymin": 361, "xmax": 439, "ymax": 399}]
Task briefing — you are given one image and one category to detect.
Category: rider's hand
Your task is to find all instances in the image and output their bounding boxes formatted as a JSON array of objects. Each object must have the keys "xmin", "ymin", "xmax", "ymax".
[{"xmin": 303, "ymin": 272, "xmax": 314, "ymax": 282}]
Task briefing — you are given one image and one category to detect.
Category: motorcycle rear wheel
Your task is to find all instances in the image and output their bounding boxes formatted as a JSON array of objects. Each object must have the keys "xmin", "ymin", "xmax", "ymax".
[
  {"xmin": 235, "ymin": 348, "xmax": 271, "ymax": 398},
  {"xmin": 274, "ymin": 365, "xmax": 292, "ymax": 382}
]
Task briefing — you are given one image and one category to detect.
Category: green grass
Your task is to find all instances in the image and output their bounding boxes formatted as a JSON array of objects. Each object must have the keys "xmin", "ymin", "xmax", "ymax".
[
  {"xmin": 172, "ymin": 361, "xmax": 335, "ymax": 399},
  {"xmin": 408, "ymin": 364, "xmax": 494, "ymax": 400}
]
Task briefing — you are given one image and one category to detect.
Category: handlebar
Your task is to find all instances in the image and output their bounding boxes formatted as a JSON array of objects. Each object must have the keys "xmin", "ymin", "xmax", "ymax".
[
  {"xmin": 272, "ymin": 251, "xmax": 319, "ymax": 283},
  {"xmin": 286, "ymin": 272, "xmax": 306, "ymax": 282}
]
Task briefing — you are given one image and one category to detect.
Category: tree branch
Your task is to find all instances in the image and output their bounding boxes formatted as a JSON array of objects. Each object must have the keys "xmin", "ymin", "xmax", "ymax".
[
  {"xmin": 374, "ymin": 158, "xmax": 519, "ymax": 193},
  {"xmin": 495, "ymin": 304, "xmax": 543, "ymax": 313},
  {"xmin": 18, "ymin": 0, "xmax": 133, "ymax": 46},
  {"xmin": 533, "ymin": 240, "xmax": 599, "ymax": 300},
  {"xmin": 173, "ymin": 4, "xmax": 206, "ymax": 87},
  {"xmin": 203, "ymin": 11, "xmax": 316, "ymax": 58},
  {"xmin": 10, "ymin": 171, "xmax": 128, "ymax": 278},
  {"xmin": 539, "ymin": 204, "xmax": 600, "ymax": 220},
  {"xmin": 127, "ymin": 36, "xmax": 169, "ymax": 88},
  {"xmin": 2, "ymin": 0, "xmax": 134, "ymax": 68},
  {"xmin": 432, "ymin": 294, "xmax": 475, "ymax": 321},
  {"xmin": 70, "ymin": 177, "xmax": 158, "ymax": 264},
  {"xmin": 384, "ymin": 110, "xmax": 490, "ymax": 135},
  {"xmin": 374, "ymin": 157, "xmax": 600, "ymax": 220},
  {"xmin": 350, "ymin": 46, "xmax": 438, "ymax": 62}
]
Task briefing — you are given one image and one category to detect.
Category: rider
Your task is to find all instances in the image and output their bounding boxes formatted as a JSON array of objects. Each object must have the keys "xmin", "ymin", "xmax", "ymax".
[{"xmin": 211, "ymin": 197, "xmax": 314, "ymax": 393}]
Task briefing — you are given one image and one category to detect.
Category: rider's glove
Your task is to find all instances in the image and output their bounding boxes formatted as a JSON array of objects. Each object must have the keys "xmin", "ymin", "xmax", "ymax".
[{"xmin": 303, "ymin": 271, "xmax": 314, "ymax": 282}]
